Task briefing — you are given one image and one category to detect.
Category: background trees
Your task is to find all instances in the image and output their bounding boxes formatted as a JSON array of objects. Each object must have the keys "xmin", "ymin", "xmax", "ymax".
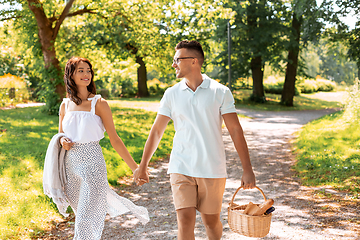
[
  {"xmin": 1, "ymin": 0, "xmax": 105, "ymax": 113},
  {"xmin": 281, "ymin": 0, "xmax": 325, "ymax": 106},
  {"xmin": 0, "ymin": 0, "xmax": 358, "ymax": 111},
  {"xmin": 213, "ymin": 0, "xmax": 286, "ymax": 102}
]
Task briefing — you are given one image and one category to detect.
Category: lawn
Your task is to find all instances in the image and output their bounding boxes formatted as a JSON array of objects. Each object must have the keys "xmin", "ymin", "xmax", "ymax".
[
  {"xmin": 0, "ymin": 90, "xmax": 351, "ymax": 238},
  {"xmin": 293, "ymin": 111, "xmax": 360, "ymax": 198},
  {"xmin": 293, "ymin": 88, "xmax": 360, "ymax": 199},
  {"xmin": 0, "ymin": 104, "xmax": 174, "ymax": 239}
]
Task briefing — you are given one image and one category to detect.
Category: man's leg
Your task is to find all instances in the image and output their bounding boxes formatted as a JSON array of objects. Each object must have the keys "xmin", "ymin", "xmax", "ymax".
[
  {"xmin": 176, "ymin": 207, "xmax": 196, "ymax": 240},
  {"xmin": 201, "ymin": 213, "xmax": 222, "ymax": 240}
]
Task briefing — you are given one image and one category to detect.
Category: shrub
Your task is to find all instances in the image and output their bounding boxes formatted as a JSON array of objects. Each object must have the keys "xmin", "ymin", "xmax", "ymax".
[
  {"xmin": 264, "ymin": 79, "xmax": 301, "ymax": 96},
  {"xmin": 148, "ymin": 78, "xmax": 167, "ymax": 96},
  {"xmin": 343, "ymin": 80, "xmax": 360, "ymax": 122},
  {"xmin": 120, "ymin": 78, "xmax": 137, "ymax": 98},
  {"xmin": 233, "ymin": 77, "xmax": 252, "ymax": 90},
  {"xmin": 297, "ymin": 78, "xmax": 336, "ymax": 94},
  {"xmin": 297, "ymin": 79, "xmax": 318, "ymax": 93},
  {"xmin": 0, "ymin": 73, "xmax": 30, "ymax": 107},
  {"xmin": 316, "ymin": 79, "xmax": 336, "ymax": 92},
  {"xmin": 97, "ymin": 89, "xmax": 110, "ymax": 99}
]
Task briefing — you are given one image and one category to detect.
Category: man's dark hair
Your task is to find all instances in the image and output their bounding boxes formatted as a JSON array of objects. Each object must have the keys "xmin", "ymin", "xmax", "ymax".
[{"xmin": 175, "ymin": 40, "xmax": 204, "ymax": 66}]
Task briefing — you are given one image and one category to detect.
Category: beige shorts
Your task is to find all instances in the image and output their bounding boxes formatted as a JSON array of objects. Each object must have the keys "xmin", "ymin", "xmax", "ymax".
[{"xmin": 170, "ymin": 173, "xmax": 226, "ymax": 214}]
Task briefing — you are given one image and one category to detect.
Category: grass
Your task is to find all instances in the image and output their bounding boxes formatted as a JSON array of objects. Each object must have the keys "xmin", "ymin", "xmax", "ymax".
[
  {"xmin": 233, "ymin": 89, "xmax": 345, "ymax": 111},
  {"xmin": 0, "ymin": 90, "xmax": 351, "ymax": 238},
  {"xmin": 0, "ymin": 104, "xmax": 174, "ymax": 239},
  {"xmin": 0, "ymin": 107, "xmax": 61, "ymax": 238},
  {"xmin": 293, "ymin": 111, "xmax": 360, "ymax": 198}
]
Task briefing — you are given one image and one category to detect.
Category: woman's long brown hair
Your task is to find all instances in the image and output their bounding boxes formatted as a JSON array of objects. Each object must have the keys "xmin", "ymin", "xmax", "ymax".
[{"xmin": 64, "ymin": 57, "xmax": 96, "ymax": 105}]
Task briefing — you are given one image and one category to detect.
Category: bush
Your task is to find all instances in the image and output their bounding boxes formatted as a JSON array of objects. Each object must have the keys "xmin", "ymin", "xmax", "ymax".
[
  {"xmin": 120, "ymin": 78, "xmax": 137, "ymax": 98},
  {"xmin": 97, "ymin": 89, "xmax": 110, "ymax": 99},
  {"xmin": 264, "ymin": 80, "xmax": 301, "ymax": 96},
  {"xmin": 298, "ymin": 79, "xmax": 318, "ymax": 93},
  {"xmin": 316, "ymin": 79, "xmax": 336, "ymax": 92},
  {"xmin": 343, "ymin": 80, "xmax": 360, "ymax": 122},
  {"xmin": 148, "ymin": 78, "xmax": 167, "ymax": 96},
  {"xmin": 233, "ymin": 77, "xmax": 252, "ymax": 90},
  {"xmin": 0, "ymin": 74, "xmax": 30, "ymax": 107},
  {"xmin": 297, "ymin": 78, "xmax": 336, "ymax": 94}
]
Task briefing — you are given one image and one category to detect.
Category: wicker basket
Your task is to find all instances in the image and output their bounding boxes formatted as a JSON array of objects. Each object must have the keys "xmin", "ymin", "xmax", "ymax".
[{"xmin": 228, "ymin": 186, "xmax": 272, "ymax": 238}]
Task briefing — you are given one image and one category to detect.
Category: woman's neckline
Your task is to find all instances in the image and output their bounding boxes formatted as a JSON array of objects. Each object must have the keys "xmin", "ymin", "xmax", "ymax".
[{"xmin": 67, "ymin": 110, "xmax": 91, "ymax": 113}]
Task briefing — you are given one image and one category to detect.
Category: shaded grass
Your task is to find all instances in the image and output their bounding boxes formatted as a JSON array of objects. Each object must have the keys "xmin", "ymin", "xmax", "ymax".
[
  {"xmin": 0, "ymin": 105, "xmax": 174, "ymax": 239},
  {"xmin": 293, "ymin": 111, "xmax": 360, "ymax": 198},
  {"xmin": 233, "ymin": 89, "xmax": 344, "ymax": 111}
]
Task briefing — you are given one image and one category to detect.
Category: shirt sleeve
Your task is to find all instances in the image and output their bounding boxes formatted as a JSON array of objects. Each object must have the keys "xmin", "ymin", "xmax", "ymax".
[
  {"xmin": 157, "ymin": 89, "xmax": 172, "ymax": 118},
  {"xmin": 220, "ymin": 88, "xmax": 237, "ymax": 115}
]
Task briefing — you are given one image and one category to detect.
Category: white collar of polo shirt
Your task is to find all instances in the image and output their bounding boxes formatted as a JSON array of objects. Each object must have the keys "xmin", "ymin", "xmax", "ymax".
[{"xmin": 180, "ymin": 74, "xmax": 210, "ymax": 91}]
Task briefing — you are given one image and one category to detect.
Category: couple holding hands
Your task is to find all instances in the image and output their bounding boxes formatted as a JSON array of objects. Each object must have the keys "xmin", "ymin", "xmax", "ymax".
[{"xmin": 44, "ymin": 40, "xmax": 255, "ymax": 240}]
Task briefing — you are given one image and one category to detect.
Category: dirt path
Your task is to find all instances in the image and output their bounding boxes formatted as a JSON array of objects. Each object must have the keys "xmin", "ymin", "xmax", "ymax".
[{"xmin": 46, "ymin": 104, "xmax": 359, "ymax": 239}]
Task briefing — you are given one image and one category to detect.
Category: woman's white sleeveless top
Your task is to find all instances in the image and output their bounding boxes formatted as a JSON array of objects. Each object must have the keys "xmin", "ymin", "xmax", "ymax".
[{"xmin": 61, "ymin": 95, "xmax": 105, "ymax": 143}]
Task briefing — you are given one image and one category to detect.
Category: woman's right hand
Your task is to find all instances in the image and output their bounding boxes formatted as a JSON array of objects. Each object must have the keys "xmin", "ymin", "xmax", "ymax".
[
  {"xmin": 134, "ymin": 167, "xmax": 149, "ymax": 186},
  {"xmin": 60, "ymin": 137, "xmax": 74, "ymax": 150}
]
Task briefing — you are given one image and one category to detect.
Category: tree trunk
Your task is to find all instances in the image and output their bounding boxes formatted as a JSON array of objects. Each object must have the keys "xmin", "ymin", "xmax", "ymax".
[
  {"xmin": 28, "ymin": 0, "xmax": 73, "ymax": 100},
  {"xmin": 136, "ymin": 56, "xmax": 149, "ymax": 97},
  {"xmin": 251, "ymin": 55, "xmax": 265, "ymax": 102},
  {"xmin": 42, "ymin": 43, "xmax": 65, "ymax": 98},
  {"xmin": 281, "ymin": 13, "xmax": 302, "ymax": 106},
  {"xmin": 247, "ymin": 0, "xmax": 265, "ymax": 103}
]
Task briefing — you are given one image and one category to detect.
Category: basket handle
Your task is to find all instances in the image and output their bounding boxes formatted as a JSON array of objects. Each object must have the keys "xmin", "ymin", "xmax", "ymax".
[{"xmin": 229, "ymin": 186, "xmax": 267, "ymax": 206}]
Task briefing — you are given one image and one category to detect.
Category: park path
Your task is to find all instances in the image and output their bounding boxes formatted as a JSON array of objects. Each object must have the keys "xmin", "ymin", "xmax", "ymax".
[{"xmin": 49, "ymin": 103, "xmax": 359, "ymax": 239}]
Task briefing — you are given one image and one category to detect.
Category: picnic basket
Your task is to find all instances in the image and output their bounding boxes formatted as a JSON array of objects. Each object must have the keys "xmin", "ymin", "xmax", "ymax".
[{"xmin": 228, "ymin": 186, "xmax": 272, "ymax": 238}]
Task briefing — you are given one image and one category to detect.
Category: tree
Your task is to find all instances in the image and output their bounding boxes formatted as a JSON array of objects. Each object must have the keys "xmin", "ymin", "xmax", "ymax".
[
  {"xmin": 213, "ymin": 0, "xmax": 286, "ymax": 102},
  {"xmin": 331, "ymin": 0, "xmax": 360, "ymax": 78},
  {"xmin": 0, "ymin": 0, "xmax": 99, "ymax": 113},
  {"xmin": 348, "ymin": 27, "xmax": 360, "ymax": 78},
  {"xmin": 281, "ymin": 0, "xmax": 324, "ymax": 106},
  {"xmin": 87, "ymin": 0, "xmax": 174, "ymax": 98}
]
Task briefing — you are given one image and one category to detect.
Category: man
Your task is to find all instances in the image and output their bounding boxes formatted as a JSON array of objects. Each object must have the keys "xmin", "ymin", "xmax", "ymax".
[{"xmin": 135, "ymin": 40, "xmax": 255, "ymax": 240}]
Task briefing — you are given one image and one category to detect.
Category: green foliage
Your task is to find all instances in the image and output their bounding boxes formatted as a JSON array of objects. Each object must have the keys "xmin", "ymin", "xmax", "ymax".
[
  {"xmin": 0, "ymin": 73, "xmax": 31, "ymax": 107},
  {"xmin": 342, "ymin": 80, "xmax": 360, "ymax": 122},
  {"xmin": 0, "ymin": 88, "xmax": 31, "ymax": 107},
  {"xmin": 147, "ymin": 78, "xmax": 167, "ymax": 97},
  {"xmin": 319, "ymin": 36, "xmax": 357, "ymax": 85},
  {"xmin": 297, "ymin": 78, "xmax": 336, "ymax": 93},
  {"xmin": 315, "ymin": 79, "xmax": 336, "ymax": 91},
  {"xmin": 119, "ymin": 78, "xmax": 138, "ymax": 98},
  {"xmin": 0, "ymin": 102, "xmax": 174, "ymax": 238},
  {"xmin": 297, "ymin": 79, "xmax": 317, "ymax": 93},
  {"xmin": 234, "ymin": 89, "xmax": 344, "ymax": 111},
  {"xmin": 36, "ymin": 66, "xmax": 63, "ymax": 115},
  {"xmin": 264, "ymin": 80, "xmax": 301, "ymax": 96},
  {"xmin": 263, "ymin": 76, "xmax": 335, "ymax": 95},
  {"xmin": 347, "ymin": 27, "xmax": 360, "ymax": 78},
  {"xmin": 213, "ymin": 0, "xmax": 287, "ymax": 84},
  {"xmin": 0, "ymin": 48, "xmax": 24, "ymax": 77}
]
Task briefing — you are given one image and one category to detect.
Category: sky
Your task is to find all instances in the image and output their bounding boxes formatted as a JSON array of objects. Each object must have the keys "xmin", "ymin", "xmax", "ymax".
[{"xmin": 316, "ymin": 0, "xmax": 358, "ymax": 30}]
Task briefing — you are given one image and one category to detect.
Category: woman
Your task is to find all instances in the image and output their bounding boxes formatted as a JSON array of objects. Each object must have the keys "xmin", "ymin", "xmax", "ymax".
[{"xmin": 58, "ymin": 56, "xmax": 148, "ymax": 239}]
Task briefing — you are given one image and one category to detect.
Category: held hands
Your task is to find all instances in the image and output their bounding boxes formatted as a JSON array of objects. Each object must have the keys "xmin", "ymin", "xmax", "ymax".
[
  {"xmin": 60, "ymin": 136, "xmax": 74, "ymax": 150},
  {"xmin": 133, "ymin": 167, "xmax": 149, "ymax": 186}
]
